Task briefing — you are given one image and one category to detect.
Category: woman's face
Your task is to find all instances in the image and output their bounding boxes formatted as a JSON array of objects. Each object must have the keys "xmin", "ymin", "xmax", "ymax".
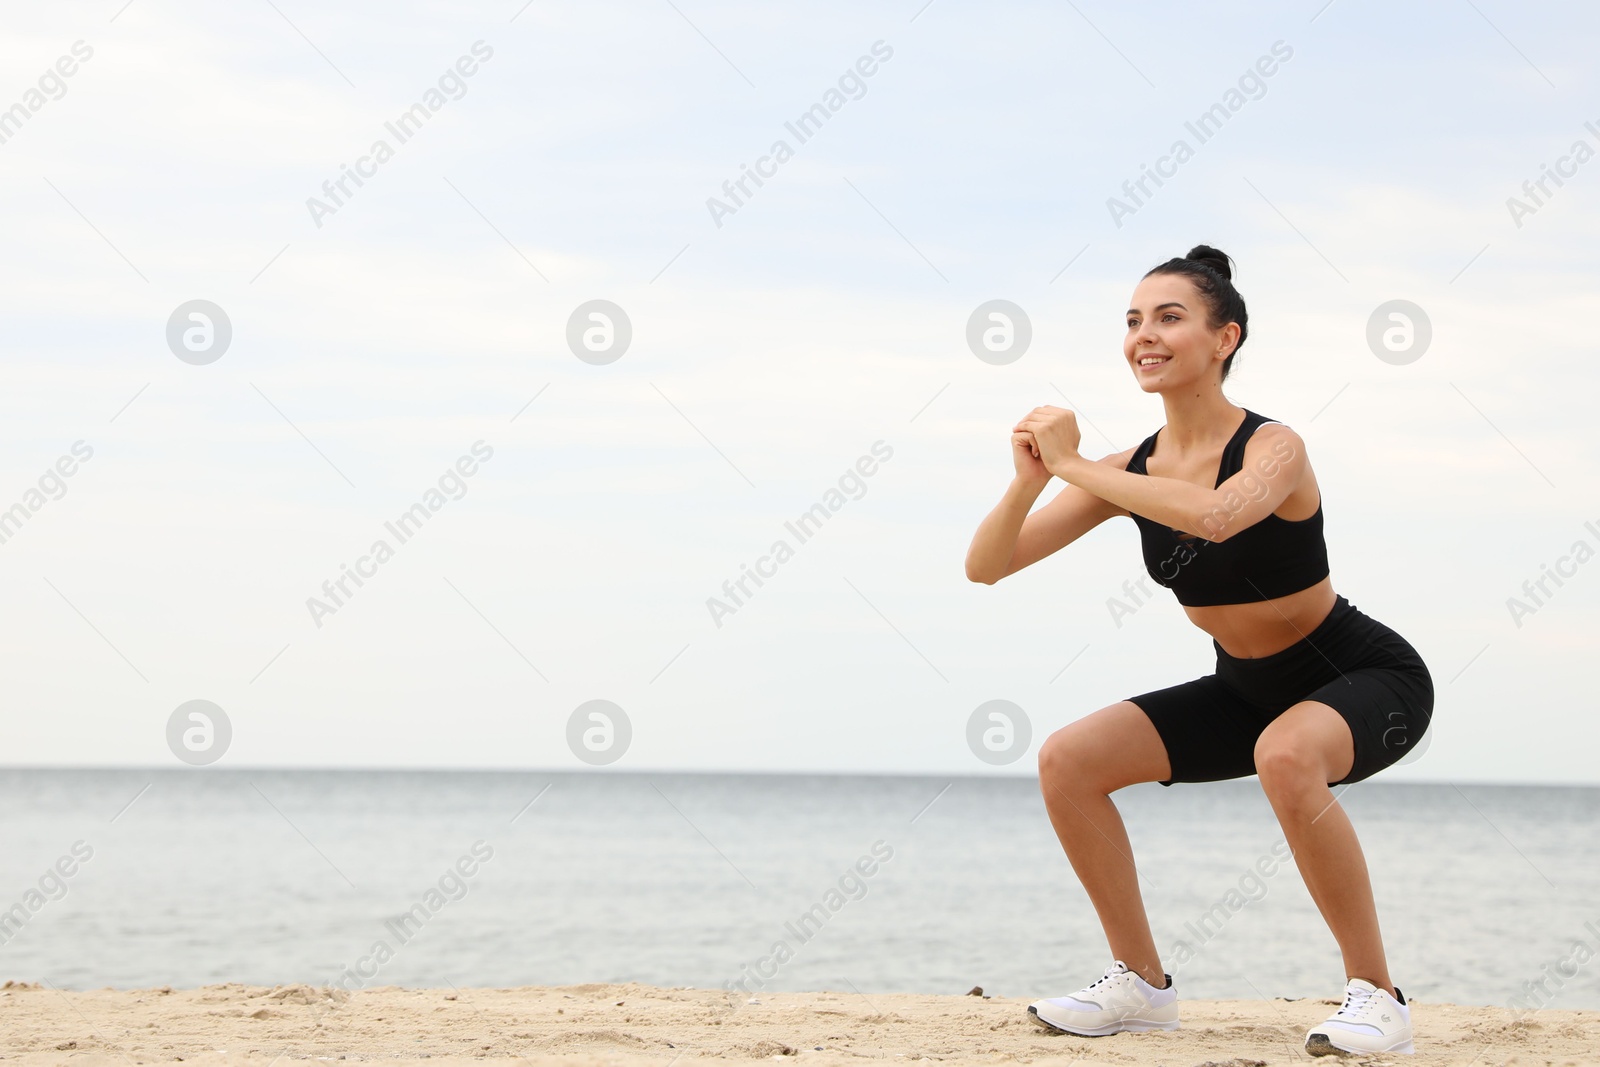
[{"xmin": 1124, "ymin": 273, "xmax": 1237, "ymax": 392}]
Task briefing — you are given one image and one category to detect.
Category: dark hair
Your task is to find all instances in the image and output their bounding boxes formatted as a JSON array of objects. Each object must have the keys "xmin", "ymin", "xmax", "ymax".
[{"xmin": 1143, "ymin": 244, "xmax": 1248, "ymax": 382}]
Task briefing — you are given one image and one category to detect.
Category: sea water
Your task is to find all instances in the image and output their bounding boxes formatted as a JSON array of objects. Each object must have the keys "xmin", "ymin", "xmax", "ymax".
[{"xmin": 0, "ymin": 769, "xmax": 1595, "ymax": 1011}]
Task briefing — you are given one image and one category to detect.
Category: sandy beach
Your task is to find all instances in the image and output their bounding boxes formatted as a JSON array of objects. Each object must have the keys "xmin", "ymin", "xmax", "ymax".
[{"xmin": 2, "ymin": 978, "xmax": 1595, "ymax": 1066}]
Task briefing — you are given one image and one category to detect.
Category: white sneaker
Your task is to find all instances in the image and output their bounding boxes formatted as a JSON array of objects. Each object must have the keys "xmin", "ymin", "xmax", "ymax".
[
  {"xmin": 1305, "ymin": 978, "xmax": 1414, "ymax": 1056},
  {"xmin": 1027, "ymin": 960, "xmax": 1179, "ymax": 1036}
]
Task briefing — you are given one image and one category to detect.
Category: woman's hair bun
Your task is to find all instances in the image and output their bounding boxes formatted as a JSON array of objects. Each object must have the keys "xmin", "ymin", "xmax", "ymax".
[{"xmin": 1183, "ymin": 244, "xmax": 1233, "ymax": 281}]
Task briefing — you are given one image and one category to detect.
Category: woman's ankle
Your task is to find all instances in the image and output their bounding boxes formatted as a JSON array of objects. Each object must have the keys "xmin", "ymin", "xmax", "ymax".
[{"xmin": 1130, "ymin": 962, "xmax": 1168, "ymax": 988}]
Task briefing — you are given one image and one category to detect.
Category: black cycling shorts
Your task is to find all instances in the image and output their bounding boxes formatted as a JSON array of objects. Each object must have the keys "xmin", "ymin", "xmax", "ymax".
[{"xmin": 1125, "ymin": 594, "xmax": 1434, "ymax": 786}]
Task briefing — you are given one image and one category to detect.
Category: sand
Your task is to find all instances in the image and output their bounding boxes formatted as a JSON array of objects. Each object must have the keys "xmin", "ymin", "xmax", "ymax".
[{"xmin": 1, "ymin": 979, "xmax": 1595, "ymax": 1066}]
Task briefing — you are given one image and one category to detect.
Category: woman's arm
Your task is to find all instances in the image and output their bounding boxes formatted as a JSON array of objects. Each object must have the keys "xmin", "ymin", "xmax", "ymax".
[
  {"xmin": 1049, "ymin": 423, "xmax": 1307, "ymax": 542},
  {"xmin": 966, "ymin": 451, "xmax": 1132, "ymax": 585},
  {"xmin": 1049, "ymin": 453, "xmax": 1216, "ymax": 536},
  {"xmin": 1013, "ymin": 404, "xmax": 1309, "ymax": 542},
  {"xmin": 965, "ymin": 476, "xmax": 1049, "ymax": 584}
]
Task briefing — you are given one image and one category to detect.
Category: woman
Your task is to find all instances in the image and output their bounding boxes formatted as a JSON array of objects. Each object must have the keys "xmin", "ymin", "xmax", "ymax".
[{"xmin": 964, "ymin": 245, "xmax": 1433, "ymax": 1057}]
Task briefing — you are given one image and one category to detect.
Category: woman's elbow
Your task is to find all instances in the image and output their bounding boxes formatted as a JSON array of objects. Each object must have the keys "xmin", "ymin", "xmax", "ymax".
[
  {"xmin": 965, "ymin": 560, "xmax": 1000, "ymax": 585},
  {"xmin": 970, "ymin": 556, "xmax": 1016, "ymax": 584}
]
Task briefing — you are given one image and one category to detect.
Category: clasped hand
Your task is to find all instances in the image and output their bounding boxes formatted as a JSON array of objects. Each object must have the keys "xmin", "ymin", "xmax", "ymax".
[{"xmin": 1012, "ymin": 405, "xmax": 1083, "ymax": 477}]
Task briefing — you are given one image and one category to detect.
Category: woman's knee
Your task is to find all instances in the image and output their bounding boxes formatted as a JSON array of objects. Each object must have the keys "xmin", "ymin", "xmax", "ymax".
[
  {"xmin": 1037, "ymin": 726, "xmax": 1089, "ymax": 785},
  {"xmin": 1253, "ymin": 733, "xmax": 1320, "ymax": 790},
  {"xmin": 1254, "ymin": 701, "xmax": 1352, "ymax": 793},
  {"xmin": 1039, "ymin": 702, "xmax": 1167, "ymax": 795}
]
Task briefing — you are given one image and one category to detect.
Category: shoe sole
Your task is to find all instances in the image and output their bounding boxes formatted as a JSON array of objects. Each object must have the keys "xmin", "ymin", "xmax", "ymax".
[
  {"xmin": 1027, "ymin": 1004, "xmax": 1179, "ymax": 1037},
  {"xmin": 1306, "ymin": 1032, "xmax": 1415, "ymax": 1057}
]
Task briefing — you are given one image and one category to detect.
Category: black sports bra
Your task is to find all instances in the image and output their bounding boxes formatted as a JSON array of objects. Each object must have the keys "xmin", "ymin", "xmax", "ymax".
[{"xmin": 1123, "ymin": 409, "xmax": 1329, "ymax": 607}]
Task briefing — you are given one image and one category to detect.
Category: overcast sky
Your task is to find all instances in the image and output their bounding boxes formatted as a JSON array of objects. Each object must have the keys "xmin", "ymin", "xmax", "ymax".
[{"xmin": 2, "ymin": 0, "xmax": 1596, "ymax": 783}]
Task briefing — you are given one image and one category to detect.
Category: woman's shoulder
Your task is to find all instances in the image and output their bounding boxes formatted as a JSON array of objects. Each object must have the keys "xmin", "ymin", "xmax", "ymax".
[
  {"xmin": 1240, "ymin": 410, "xmax": 1304, "ymax": 447},
  {"xmin": 1105, "ymin": 444, "xmax": 1139, "ymax": 471}
]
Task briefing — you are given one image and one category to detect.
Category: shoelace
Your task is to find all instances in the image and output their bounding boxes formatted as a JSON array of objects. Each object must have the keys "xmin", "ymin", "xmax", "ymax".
[
  {"xmin": 1335, "ymin": 984, "xmax": 1381, "ymax": 1020},
  {"xmin": 1083, "ymin": 962, "xmax": 1129, "ymax": 993}
]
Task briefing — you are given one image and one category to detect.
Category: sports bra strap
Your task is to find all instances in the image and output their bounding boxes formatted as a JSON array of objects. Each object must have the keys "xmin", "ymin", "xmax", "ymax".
[
  {"xmin": 1126, "ymin": 430, "xmax": 1159, "ymax": 475},
  {"xmin": 1129, "ymin": 410, "xmax": 1280, "ymax": 486}
]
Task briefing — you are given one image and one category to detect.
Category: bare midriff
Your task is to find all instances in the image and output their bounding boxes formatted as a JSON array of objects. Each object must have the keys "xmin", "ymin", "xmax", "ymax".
[{"xmin": 1185, "ymin": 574, "xmax": 1338, "ymax": 659}]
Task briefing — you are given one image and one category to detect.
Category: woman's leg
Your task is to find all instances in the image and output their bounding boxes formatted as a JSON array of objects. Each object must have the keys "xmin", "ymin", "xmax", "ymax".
[
  {"xmin": 1253, "ymin": 700, "xmax": 1394, "ymax": 996},
  {"xmin": 1036, "ymin": 701, "xmax": 1173, "ymax": 989}
]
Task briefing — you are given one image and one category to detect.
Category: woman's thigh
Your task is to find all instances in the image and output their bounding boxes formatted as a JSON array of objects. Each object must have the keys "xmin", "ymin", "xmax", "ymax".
[
  {"xmin": 1124, "ymin": 674, "xmax": 1277, "ymax": 786},
  {"xmin": 1039, "ymin": 700, "xmax": 1172, "ymax": 794},
  {"xmin": 1301, "ymin": 664, "xmax": 1433, "ymax": 784}
]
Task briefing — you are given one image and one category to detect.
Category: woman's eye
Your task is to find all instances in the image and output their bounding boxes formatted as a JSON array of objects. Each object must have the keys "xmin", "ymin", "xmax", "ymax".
[{"xmin": 1163, "ymin": 313, "xmax": 1179, "ymax": 321}]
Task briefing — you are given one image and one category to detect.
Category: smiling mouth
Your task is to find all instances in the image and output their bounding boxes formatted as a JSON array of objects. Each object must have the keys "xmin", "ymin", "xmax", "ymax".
[{"xmin": 1138, "ymin": 355, "xmax": 1171, "ymax": 367}]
